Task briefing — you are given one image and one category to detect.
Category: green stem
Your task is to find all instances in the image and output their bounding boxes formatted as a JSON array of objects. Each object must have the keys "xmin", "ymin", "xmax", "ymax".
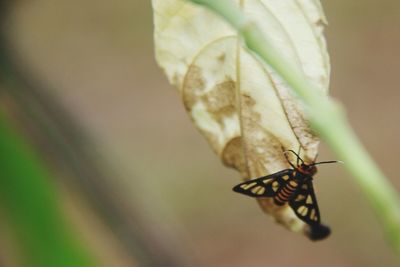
[{"xmin": 189, "ymin": 0, "xmax": 400, "ymax": 253}]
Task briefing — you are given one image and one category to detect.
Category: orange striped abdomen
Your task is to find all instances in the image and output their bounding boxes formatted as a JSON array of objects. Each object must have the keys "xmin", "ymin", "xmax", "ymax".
[{"xmin": 274, "ymin": 180, "xmax": 298, "ymax": 206}]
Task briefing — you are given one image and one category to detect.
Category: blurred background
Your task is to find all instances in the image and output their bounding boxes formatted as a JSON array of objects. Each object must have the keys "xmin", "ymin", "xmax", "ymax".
[{"xmin": 1, "ymin": 0, "xmax": 400, "ymax": 266}]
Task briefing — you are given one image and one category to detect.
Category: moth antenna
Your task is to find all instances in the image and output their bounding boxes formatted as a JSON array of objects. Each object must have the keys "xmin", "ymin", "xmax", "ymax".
[
  {"xmin": 283, "ymin": 150, "xmax": 297, "ymax": 169},
  {"xmin": 296, "ymin": 146, "xmax": 302, "ymax": 166},
  {"xmin": 284, "ymin": 150, "xmax": 304, "ymax": 165},
  {"xmin": 311, "ymin": 160, "xmax": 343, "ymax": 166}
]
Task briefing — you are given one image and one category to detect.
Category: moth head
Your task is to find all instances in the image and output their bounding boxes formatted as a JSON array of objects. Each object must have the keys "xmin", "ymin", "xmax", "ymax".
[
  {"xmin": 298, "ymin": 163, "xmax": 317, "ymax": 176},
  {"xmin": 301, "ymin": 160, "xmax": 342, "ymax": 176},
  {"xmin": 284, "ymin": 149, "xmax": 341, "ymax": 176}
]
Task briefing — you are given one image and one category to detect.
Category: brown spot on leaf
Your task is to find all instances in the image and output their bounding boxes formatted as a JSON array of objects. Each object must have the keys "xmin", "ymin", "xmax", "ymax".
[
  {"xmin": 203, "ymin": 80, "xmax": 235, "ymax": 112},
  {"xmin": 241, "ymin": 93, "xmax": 255, "ymax": 107},
  {"xmin": 241, "ymin": 93, "xmax": 261, "ymax": 122},
  {"xmin": 182, "ymin": 65, "xmax": 206, "ymax": 110},
  {"xmin": 201, "ymin": 80, "xmax": 236, "ymax": 124},
  {"xmin": 182, "ymin": 63, "xmax": 239, "ymax": 155},
  {"xmin": 221, "ymin": 137, "xmax": 246, "ymax": 176},
  {"xmin": 217, "ymin": 53, "xmax": 226, "ymax": 63}
]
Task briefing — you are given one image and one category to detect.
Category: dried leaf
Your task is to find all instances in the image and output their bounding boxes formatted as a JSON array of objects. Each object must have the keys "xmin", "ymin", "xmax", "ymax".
[{"xmin": 152, "ymin": 0, "xmax": 330, "ymax": 238}]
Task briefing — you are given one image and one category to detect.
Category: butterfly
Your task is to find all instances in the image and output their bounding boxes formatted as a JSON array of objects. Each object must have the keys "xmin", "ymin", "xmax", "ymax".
[{"xmin": 233, "ymin": 150, "xmax": 338, "ymax": 240}]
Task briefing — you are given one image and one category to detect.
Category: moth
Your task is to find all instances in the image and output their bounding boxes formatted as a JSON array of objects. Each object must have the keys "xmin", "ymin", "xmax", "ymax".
[{"xmin": 233, "ymin": 150, "xmax": 338, "ymax": 240}]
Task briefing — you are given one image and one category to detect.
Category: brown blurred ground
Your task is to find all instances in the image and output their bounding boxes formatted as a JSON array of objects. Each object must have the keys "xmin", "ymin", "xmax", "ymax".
[{"xmin": 4, "ymin": 0, "xmax": 400, "ymax": 266}]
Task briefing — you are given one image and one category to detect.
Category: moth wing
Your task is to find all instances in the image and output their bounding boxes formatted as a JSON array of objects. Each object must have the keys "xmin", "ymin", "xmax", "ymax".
[
  {"xmin": 289, "ymin": 180, "xmax": 321, "ymax": 226},
  {"xmin": 233, "ymin": 169, "xmax": 293, "ymax": 198}
]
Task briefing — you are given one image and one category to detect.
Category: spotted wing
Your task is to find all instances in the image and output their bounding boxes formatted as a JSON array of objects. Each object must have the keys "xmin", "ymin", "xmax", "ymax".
[
  {"xmin": 232, "ymin": 169, "xmax": 293, "ymax": 198},
  {"xmin": 289, "ymin": 180, "xmax": 321, "ymax": 226}
]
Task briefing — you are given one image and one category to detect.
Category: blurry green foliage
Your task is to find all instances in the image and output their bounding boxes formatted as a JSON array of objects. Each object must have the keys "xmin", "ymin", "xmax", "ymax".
[{"xmin": 0, "ymin": 113, "xmax": 95, "ymax": 267}]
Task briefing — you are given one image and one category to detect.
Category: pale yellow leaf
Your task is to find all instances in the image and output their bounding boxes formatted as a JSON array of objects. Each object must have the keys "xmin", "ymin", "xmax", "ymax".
[{"xmin": 152, "ymin": 0, "xmax": 330, "ymax": 239}]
